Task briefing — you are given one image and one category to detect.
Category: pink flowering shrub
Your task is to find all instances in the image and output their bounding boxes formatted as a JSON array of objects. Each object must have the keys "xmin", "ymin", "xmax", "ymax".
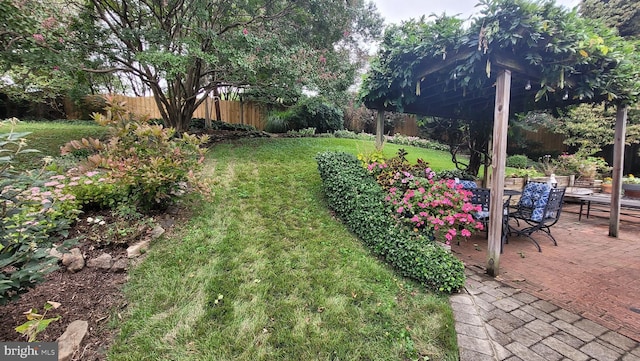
[
  {"xmin": 383, "ymin": 169, "xmax": 484, "ymax": 245},
  {"xmin": 359, "ymin": 148, "xmax": 482, "ymax": 245},
  {"xmin": 60, "ymin": 97, "xmax": 209, "ymax": 212}
]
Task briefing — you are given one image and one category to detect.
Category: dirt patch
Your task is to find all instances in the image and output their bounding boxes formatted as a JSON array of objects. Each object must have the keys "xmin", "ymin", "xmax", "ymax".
[{"xmin": 0, "ymin": 233, "xmax": 129, "ymax": 360}]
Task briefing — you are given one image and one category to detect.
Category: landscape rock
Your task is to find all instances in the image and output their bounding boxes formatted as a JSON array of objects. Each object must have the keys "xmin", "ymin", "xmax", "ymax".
[
  {"xmin": 110, "ymin": 258, "xmax": 128, "ymax": 273},
  {"xmin": 165, "ymin": 205, "xmax": 180, "ymax": 215},
  {"xmin": 150, "ymin": 225, "xmax": 165, "ymax": 239},
  {"xmin": 57, "ymin": 320, "xmax": 88, "ymax": 361},
  {"xmin": 158, "ymin": 216, "xmax": 175, "ymax": 229},
  {"xmin": 61, "ymin": 248, "xmax": 85, "ymax": 273},
  {"xmin": 87, "ymin": 253, "xmax": 113, "ymax": 270},
  {"xmin": 49, "ymin": 246, "xmax": 63, "ymax": 260},
  {"xmin": 127, "ymin": 240, "xmax": 150, "ymax": 258}
]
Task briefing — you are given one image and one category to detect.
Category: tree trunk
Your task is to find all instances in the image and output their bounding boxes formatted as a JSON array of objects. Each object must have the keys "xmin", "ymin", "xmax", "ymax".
[
  {"xmin": 213, "ymin": 86, "xmax": 222, "ymax": 122},
  {"xmin": 467, "ymin": 123, "xmax": 491, "ymax": 177},
  {"xmin": 204, "ymin": 96, "xmax": 212, "ymax": 128}
]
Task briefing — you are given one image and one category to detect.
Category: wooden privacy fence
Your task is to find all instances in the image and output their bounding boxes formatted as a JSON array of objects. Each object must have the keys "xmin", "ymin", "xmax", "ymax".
[
  {"xmin": 64, "ymin": 95, "xmax": 269, "ymax": 130},
  {"xmin": 111, "ymin": 95, "xmax": 268, "ymax": 130}
]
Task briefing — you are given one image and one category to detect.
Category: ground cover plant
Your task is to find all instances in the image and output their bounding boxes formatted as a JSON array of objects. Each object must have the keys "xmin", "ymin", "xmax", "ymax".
[
  {"xmin": 108, "ymin": 137, "xmax": 460, "ymax": 360},
  {"xmin": 0, "ymin": 118, "xmax": 86, "ymax": 304}
]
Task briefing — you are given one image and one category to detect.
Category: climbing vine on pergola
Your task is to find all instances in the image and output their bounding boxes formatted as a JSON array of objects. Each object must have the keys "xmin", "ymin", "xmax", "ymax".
[
  {"xmin": 359, "ymin": 0, "xmax": 640, "ymax": 275},
  {"xmin": 361, "ymin": 0, "xmax": 639, "ymax": 174}
]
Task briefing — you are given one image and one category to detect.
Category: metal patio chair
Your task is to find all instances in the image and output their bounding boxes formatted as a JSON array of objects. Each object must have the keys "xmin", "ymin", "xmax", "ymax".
[{"xmin": 508, "ymin": 183, "xmax": 566, "ymax": 252}]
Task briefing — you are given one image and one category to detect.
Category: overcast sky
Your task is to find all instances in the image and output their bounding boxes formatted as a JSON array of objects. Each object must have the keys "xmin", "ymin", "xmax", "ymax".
[{"xmin": 370, "ymin": 0, "xmax": 582, "ymax": 25}]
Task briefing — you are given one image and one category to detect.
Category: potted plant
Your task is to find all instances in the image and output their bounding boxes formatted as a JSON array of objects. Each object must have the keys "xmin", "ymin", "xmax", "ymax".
[
  {"xmin": 622, "ymin": 175, "xmax": 640, "ymax": 199},
  {"xmin": 601, "ymin": 177, "xmax": 612, "ymax": 194}
]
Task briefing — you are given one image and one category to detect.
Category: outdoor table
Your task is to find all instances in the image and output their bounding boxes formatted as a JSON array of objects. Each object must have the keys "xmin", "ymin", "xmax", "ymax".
[{"xmin": 576, "ymin": 194, "xmax": 640, "ymax": 221}]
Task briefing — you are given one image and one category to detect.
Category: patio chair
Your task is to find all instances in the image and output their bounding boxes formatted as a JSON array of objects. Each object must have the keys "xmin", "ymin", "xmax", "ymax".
[
  {"xmin": 508, "ymin": 183, "xmax": 566, "ymax": 252},
  {"xmin": 468, "ymin": 187, "xmax": 509, "ymax": 252},
  {"xmin": 469, "ymin": 187, "xmax": 491, "ymax": 235}
]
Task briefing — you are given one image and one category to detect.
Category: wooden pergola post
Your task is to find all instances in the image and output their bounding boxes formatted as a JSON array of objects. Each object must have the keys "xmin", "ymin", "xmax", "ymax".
[
  {"xmin": 376, "ymin": 110, "xmax": 384, "ymax": 150},
  {"xmin": 487, "ymin": 69, "xmax": 511, "ymax": 277},
  {"xmin": 609, "ymin": 104, "xmax": 628, "ymax": 237}
]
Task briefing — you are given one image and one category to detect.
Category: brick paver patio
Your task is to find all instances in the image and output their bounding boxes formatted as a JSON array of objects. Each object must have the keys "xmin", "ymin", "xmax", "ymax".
[{"xmin": 452, "ymin": 201, "xmax": 640, "ymax": 342}]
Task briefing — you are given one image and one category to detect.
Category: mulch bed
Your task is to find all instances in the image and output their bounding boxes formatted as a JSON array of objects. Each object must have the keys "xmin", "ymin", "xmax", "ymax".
[{"xmin": 0, "ymin": 222, "xmax": 130, "ymax": 361}]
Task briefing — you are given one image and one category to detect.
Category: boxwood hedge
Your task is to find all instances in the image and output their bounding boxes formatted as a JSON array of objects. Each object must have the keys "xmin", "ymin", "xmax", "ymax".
[{"xmin": 316, "ymin": 151, "xmax": 465, "ymax": 293}]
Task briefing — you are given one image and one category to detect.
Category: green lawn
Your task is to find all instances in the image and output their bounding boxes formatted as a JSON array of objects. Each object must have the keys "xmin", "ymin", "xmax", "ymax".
[
  {"xmin": 9, "ymin": 120, "xmax": 107, "ymax": 170},
  {"xmin": 108, "ymin": 138, "xmax": 460, "ymax": 361}
]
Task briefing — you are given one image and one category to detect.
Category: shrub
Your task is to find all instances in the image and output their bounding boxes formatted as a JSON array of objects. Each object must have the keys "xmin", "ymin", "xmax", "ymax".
[
  {"xmin": 61, "ymin": 171, "xmax": 127, "ymax": 210},
  {"xmin": 386, "ymin": 134, "xmax": 449, "ymax": 152},
  {"xmin": 286, "ymin": 127, "xmax": 316, "ymax": 137},
  {"xmin": 333, "ymin": 129, "xmax": 375, "ymax": 141},
  {"xmin": 332, "ymin": 130, "xmax": 449, "ymax": 151},
  {"xmin": 189, "ymin": 118, "xmax": 257, "ymax": 132},
  {"xmin": 316, "ymin": 151, "xmax": 465, "ymax": 293},
  {"xmin": 435, "ymin": 169, "xmax": 477, "ymax": 181},
  {"xmin": 1, "ymin": 119, "xmax": 78, "ymax": 304},
  {"xmin": 288, "ymin": 97, "xmax": 344, "ymax": 133},
  {"xmin": 384, "ymin": 174, "xmax": 484, "ymax": 245},
  {"xmin": 506, "ymin": 167, "xmax": 539, "ymax": 178},
  {"xmin": 264, "ymin": 111, "xmax": 291, "ymax": 133},
  {"xmin": 506, "ymin": 154, "xmax": 530, "ymax": 169},
  {"xmin": 61, "ymin": 97, "xmax": 210, "ymax": 213}
]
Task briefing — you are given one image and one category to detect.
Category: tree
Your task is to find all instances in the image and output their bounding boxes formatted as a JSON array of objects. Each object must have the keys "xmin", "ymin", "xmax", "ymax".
[
  {"xmin": 545, "ymin": 105, "xmax": 640, "ymax": 155},
  {"xmin": 580, "ymin": 0, "xmax": 640, "ymax": 38},
  {"xmin": 73, "ymin": 0, "xmax": 382, "ymax": 132},
  {"xmin": 0, "ymin": 0, "xmax": 75, "ymax": 104},
  {"xmin": 418, "ymin": 117, "xmax": 491, "ymax": 176}
]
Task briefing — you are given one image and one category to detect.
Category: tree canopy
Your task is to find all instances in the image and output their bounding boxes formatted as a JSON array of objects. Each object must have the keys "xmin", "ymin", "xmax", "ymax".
[
  {"xmin": 358, "ymin": 0, "xmax": 640, "ymax": 175},
  {"xmin": 0, "ymin": 0, "xmax": 78, "ymax": 104},
  {"xmin": 580, "ymin": 0, "xmax": 640, "ymax": 38},
  {"xmin": 71, "ymin": 0, "xmax": 382, "ymax": 131}
]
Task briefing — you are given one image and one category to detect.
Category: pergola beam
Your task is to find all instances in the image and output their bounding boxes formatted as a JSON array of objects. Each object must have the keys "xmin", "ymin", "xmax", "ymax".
[{"xmin": 415, "ymin": 48, "xmax": 475, "ymax": 78}]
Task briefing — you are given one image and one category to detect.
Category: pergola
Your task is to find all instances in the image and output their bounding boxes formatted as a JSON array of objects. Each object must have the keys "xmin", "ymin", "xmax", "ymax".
[{"xmin": 361, "ymin": 1, "xmax": 639, "ymax": 276}]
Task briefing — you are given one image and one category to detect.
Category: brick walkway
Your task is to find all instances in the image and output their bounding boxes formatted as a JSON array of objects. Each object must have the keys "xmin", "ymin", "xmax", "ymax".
[{"xmin": 450, "ymin": 202, "xmax": 640, "ymax": 360}]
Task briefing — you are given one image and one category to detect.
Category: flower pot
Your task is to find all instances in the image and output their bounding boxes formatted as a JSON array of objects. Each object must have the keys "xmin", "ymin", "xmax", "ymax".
[
  {"xmin": 601, "ymin": 183, "xmax": 612, "ymax": 194},
  {"xmin": 623, "ymin": 184, "xmax": 640, "ymax": 199}
]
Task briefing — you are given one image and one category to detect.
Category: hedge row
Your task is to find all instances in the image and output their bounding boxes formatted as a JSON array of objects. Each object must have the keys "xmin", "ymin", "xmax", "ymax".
[
  {"xmin": 316, "ymin": 151, "xmax": 465, "ymax": 293},
  {"xmin": 332, "ymin": 130, "xmax": 449, "ymax": 152}
]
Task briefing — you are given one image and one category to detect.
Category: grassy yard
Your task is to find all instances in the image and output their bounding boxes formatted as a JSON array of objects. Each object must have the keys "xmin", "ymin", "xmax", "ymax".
[
  {"xmin": 108, "ymin": 137, "xmax": 460, "ymax": 361},
  {"xmin": 8, "ymin": 120, "xmax": 107, "ymax": 170}
]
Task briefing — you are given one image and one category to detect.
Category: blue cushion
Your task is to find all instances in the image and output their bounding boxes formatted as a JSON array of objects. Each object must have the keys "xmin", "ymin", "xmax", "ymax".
[
  {"xmin": 519, "ymin": 182, "xmax": 551, "ymax": 222},
  {"xmin": 459, "ymin": 180, "xmax": 477, "ymax": 189}
]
